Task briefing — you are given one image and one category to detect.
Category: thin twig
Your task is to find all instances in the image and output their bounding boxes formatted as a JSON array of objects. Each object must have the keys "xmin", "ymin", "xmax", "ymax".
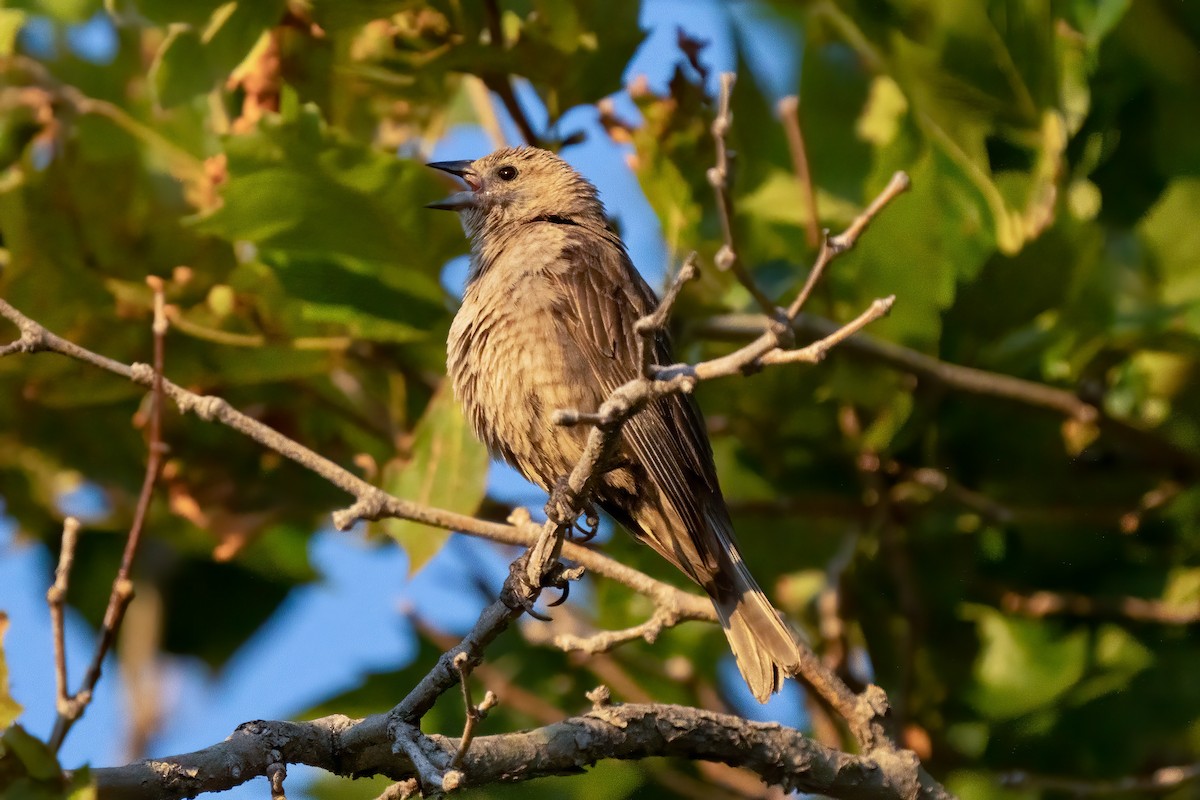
[
  {"xmin": 635, "ymin": 254, "xmax": 698, "ymax": 377},
  {"xmin": 787, "ymin": 171, "xmax": 911, "ymax": 320},
  {"xmin": 708, "ymin": 72, "xmax": 782, "ymax": 318},
  {"xmin": 553, "ymin": 607, "xmax": 681, "ymax": 655},
  {"xmin": 700, "ymin": 311, "xmax": 1100, "ymax": 421},
  {"xmin": 47, "ymin": 278, "xmax": 169, "ymax": 753},
  {"xmin": 46, "ymin": 516, "xmax": 80, "ymax": 725},
  {"xmin": 761, "ymin": 297, "xmax": 895, "ymax": 366},
  {"xmin": 450, "ymin": 652, "xmax": 498, "ymax": 768},
  {"xmin": 777, "ymin": 95, "xmax": 821, "ymax": 248},
  {"xmin": 266, "ymin": 758, "xmax": 286, "ymax": 800}
]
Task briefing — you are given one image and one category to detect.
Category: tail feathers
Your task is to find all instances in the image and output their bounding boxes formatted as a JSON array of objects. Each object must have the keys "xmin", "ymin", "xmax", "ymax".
[{"xmin": 712, "ymin": 560, "xmax": 802, "ymax": 703}]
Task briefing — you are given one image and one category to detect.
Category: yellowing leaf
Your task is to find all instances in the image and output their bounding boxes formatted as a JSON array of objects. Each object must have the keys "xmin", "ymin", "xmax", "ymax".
[{"xmin": 0, "ymin": 612, "xmax": 21, "ymax": 729}]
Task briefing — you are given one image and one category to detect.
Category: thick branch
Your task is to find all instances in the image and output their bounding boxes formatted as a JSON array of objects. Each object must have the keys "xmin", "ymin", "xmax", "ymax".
[{"xmin": 92, "ymin": 703, "xmax": 950, "ymax": 800}]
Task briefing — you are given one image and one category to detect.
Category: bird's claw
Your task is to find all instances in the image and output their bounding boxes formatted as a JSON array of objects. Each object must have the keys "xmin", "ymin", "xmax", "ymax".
[
  {"xmin": 570, "ymin": 506, "xmax": 600, "ymax": 542},
  {"xmin": 504, "ymin": 556, "xmax": 554, "ymax": 621},
  {"xmin": 545, "ymin": 562, "xmax": 585, "ymax": 607},
  {"xmin": 502, "ymin": 554, "xmax": 586, "ymax": 620}
]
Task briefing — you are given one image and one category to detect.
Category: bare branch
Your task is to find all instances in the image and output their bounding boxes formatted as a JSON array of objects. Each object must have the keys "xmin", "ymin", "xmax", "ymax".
[
  {"xmin": 762, "ymin": 296, "xmax": 896, "ymax": 366},
  {"xmin": 553, "ymin": 607, "xmax": 681, "ymax": 655},
  {"xmin": 777, "ymin": 95, "xmax": 821, "ymax": 248},
  {"xmin": 46, "ymin": 516, "xmax": 80, "ymax": 726},
  {"xmin": 92, "ymin": 703, "xmax": 950, "ymax": 800},
  {"xmin": 786, "ymin": 171, "xmax": 911, "ymax": 320},
  {"xmin": 697, "ymin": 311, "xmax": 1200, "ymax": 476},
  {"xmin": 708, "ymin": 72, "xmax": 783, "ymax": 318},
  {"xmin": 636, "ymin": 254, "xmax": 699, "ymax": 377},
  {"xmin": 450, "ymin": 651, "xmax": 498, "ymax": 768},
  {"xmin": 47, "ymin": 278, "xmax": 169, "ymax": 753}
]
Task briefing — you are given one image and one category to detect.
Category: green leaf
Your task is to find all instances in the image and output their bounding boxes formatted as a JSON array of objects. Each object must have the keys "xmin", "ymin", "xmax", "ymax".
[
  {"xmin": 0, "ymin": 9, "xmax": 26, "ymax": 56},
  {"xmin": 192, "ymin": 107, "xmax": 463, "ymax": 274},
  {"xmin": 265, "ymin": 253, "xmax": 446, "ymax": 345},
  {"xmin": 1, "ymin": 724, "xmax": 60, "ymax": 781},
  {"xmin": 965, "ymin": 605, "xmax": 1089, "ymax": 720},
  {"xmin": 510, "ymin": 0, "xmax": 645, "ymax": 119},
  {"xmin": 378, "ymin": 381, "xmax": 489, "ymax": 575},
  {"xmin": 203, "ymin": 1, "xmax": 286, "ymax": 78},
  {"xmin": 0, "ymin": 613, "xmax": 21, "ymax": 729},
  {"xmin": 150, "ymin": 25, "xmax": 216, "ymax": 109},
  {"xmin": 1140, "ymin": 177, "xmax": 1200, "ymax": 330}
]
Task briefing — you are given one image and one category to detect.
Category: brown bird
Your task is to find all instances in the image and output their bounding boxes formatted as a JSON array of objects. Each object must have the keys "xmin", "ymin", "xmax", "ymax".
[{"xmin": 428, "ymin": 146, "xmax": 801, "ymax": 702}]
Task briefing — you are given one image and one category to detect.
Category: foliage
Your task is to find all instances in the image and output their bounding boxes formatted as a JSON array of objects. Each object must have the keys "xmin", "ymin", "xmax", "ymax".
[{"xmin": 1, "ymin": 0, "xmax": 1199, "ymax": 797}]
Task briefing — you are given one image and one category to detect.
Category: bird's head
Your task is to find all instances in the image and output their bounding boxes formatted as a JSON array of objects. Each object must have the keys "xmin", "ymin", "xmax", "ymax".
[{"xmin": 426, "ymin": 147, "xmax": 604, "ymax": 237}]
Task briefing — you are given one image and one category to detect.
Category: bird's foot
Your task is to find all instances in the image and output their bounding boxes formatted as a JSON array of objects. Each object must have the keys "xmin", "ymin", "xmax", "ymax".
[
  {"xmin": 502, "ymin": 552, "xmax": 586, "ymax": 620},
  {"xmin": 545, "ymin": 477, "xmax": 600, "ymax": 541},
  {"xmin": 503, "ymin": 553, "xmax": 553, "ymax": 621},
  {"xmin": 545, "ymin": 476, "xmax": 580, "ymax": 527},
  {"xmin": 544, "ymin": 562, "xmax": 586, "ymax": 607}
]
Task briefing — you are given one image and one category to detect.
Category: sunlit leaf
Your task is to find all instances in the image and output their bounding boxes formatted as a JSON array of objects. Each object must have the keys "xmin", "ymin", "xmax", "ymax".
[
  {"xmin": 379, "ymin": 381, "xmax": 489, "ymax": 575},
  {"xmin": 965, "ymin": 605, "xmax": 1089, "ymax": 720},
  {"xmin": 0, "ymin": 613, "xmax": 21, "ymax": 729}
]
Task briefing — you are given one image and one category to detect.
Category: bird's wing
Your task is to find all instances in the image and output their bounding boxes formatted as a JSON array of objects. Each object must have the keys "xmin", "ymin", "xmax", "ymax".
[{"xmin": 550, "ymin": 226, "xmax": 727, "ymax": 575}]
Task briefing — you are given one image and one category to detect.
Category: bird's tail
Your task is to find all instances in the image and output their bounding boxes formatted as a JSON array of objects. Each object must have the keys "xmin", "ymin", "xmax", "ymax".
[{"xmin": 709, "ymin": 552, "xmax": 803, "ymax": 703}]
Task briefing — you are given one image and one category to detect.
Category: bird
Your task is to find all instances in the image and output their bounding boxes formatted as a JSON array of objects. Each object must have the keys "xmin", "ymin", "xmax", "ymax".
[{"xmin": 427, "ymin": 146, "xmax": 801, "ymax": 702}]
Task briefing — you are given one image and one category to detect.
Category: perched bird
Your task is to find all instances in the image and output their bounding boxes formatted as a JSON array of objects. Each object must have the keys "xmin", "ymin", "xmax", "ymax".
[{"xmin": 428, "ymin": 146, "xmax": 801, "ymax": 702}]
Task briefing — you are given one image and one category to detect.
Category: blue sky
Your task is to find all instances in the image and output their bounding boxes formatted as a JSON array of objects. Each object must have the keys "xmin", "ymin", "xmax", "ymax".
[{"xmin": 0, "ymin": 2, "xmax": 809, "ymax": 796}]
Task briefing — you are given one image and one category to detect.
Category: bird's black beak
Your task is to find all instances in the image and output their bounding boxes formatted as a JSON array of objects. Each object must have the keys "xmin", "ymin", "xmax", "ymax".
[{"xmin": 426, "ymin": 160, "xmax": 480, "ymax": 211}]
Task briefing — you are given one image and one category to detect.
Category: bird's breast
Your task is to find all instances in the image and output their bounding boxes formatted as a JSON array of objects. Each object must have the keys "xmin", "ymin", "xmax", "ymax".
[{"xmin": 447, "ymin": 264, "xmax": 597, "ymax": 489}]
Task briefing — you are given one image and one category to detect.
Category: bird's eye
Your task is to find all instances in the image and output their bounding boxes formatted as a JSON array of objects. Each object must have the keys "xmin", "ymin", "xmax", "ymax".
[{"xmin": 497, "ymin": 165, "xmax": 518, "ymax": 181}]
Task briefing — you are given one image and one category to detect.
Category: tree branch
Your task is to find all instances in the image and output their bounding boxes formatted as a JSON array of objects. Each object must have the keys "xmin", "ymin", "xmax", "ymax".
[
  {"xmin": 1000, "ymin": 589, "xmax": 1200, "ymax": 626},
  {"xmin": 91, "ymin": 703, "xmax": 951, "ymax": 800},
  {"xmin": 708, "ymin": 73, "xmax": 782, "ymax": 319},
  {"xmin": 696, "ymin": 311, "xmax": 1200, "ymax": 476},
  {"xmin": 46, "ymin": 278, "xmax": 169, "ymax": 753},
  {"xmin": 777, "ymin": 95, "xmax": 821, "ymax": 248},
  {"xmin": 1000, "ymin": 763, "xmax": 1200, "ymax": 795}
]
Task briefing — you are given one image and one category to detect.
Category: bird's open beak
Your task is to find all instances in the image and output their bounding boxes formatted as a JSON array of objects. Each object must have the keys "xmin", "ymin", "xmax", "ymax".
[{"xmin": 426, "ymin": 160, "xmax": 480, "ymax": 211}]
